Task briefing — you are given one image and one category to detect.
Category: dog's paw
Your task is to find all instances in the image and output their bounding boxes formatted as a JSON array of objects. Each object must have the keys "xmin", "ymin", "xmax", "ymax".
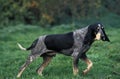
[{"xmin": 83, "ymin": 69, "xmax": 88, "ymax": 75}]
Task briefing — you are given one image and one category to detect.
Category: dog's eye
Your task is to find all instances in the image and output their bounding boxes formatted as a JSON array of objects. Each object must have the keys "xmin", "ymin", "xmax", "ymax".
[{"xmin": 97, "ymin": 28, "xmax": 100, "ymax": 31}]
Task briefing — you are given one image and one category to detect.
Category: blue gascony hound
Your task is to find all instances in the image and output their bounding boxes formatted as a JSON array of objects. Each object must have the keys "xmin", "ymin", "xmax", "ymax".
[{"xmin": 17, "ymin": 23, "xmax": 110, "ymax": 77}]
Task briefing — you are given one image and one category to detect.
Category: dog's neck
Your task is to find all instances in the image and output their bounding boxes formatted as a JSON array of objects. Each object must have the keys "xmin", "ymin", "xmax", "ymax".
[{"xmin": 74, "ymin": 26, "xmax": 95, "ymax": 45}]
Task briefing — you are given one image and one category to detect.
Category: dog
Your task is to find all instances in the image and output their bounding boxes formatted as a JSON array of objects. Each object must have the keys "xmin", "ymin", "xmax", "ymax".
[{"xmin": 17, "ymin": 23, "xmax": 110, "ymax": 77}]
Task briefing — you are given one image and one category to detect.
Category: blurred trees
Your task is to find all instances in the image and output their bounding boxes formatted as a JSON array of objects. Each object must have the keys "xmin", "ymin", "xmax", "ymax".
[{"xmin": 0, "ymin": 0, "xmax": 119, "ymax": 27}]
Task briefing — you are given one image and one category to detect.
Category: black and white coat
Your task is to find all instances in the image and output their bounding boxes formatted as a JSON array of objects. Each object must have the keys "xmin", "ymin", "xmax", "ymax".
[
  {"xmin": 30, "ymin": 26, "xmax": 89, "ymax": 57},
  {"xmin": 17, "ymin": 23, "xmax": 110, "ymax": 77}
]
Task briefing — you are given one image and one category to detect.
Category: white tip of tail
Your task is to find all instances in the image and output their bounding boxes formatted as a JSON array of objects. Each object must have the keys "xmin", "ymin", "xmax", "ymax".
[{"xmin": 17, "ymin": 43, "xmax": 26, "ymax": 51}]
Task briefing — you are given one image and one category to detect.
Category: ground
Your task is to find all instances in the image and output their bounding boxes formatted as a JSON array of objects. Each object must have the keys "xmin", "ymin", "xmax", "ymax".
[{"xmin": 0, "ymin": 24, "xmax": 120, "ymax": 79}]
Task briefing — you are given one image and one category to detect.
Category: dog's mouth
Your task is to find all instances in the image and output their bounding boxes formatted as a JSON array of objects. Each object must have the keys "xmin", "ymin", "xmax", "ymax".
[
  {"xmin": 95, "ymin": 33, "xmax": 110, "ymax": 42},
  {"xmin": 101, "ymin": 36, "xmax": 106, "ymax": 41},
  {"xmin": 101, "ymin": 35, "xmax": 110, "ymax": 42}
]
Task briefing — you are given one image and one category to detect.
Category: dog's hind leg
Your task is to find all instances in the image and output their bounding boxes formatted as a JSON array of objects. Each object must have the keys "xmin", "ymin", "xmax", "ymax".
[
  {"xmin": 17, "ymin": 55, "xmax": 37, "ymax": 78},
  {"xmin": 37, "ymin": 55, "xmax": 53, "ymax": 76}
]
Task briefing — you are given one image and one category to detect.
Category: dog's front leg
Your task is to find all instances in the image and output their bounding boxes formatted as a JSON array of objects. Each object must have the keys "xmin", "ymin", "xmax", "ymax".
[
  {"xmin": 73, "ymin": 56, "xmax": 79, "ymax": 76},
  {"xmin": 82, "ymin": 58, "xmax": 93, "ymax": 75}
]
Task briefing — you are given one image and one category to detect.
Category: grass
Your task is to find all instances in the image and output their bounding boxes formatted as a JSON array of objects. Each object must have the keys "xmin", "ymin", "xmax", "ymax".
[{"xmin": 0, "ymin": 24, "xmax": 120, "ymax": 79}]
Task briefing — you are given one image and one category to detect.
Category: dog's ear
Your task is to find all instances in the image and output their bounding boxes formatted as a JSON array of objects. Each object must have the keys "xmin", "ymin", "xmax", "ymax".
[{"xmin": 101, "ymin": 28, "xmax": 110, "ymax": 42}]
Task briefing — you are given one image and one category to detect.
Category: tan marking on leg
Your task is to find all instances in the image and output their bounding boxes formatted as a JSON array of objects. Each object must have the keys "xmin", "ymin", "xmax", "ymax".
[
  {"xmin": 17, "ymin": 56, "xmax": 35, "ymax": 78},
  {"xmin": 72, "ymin": 57, "xmax": 79, "ymax": 76},
  {"xmin": 82, "ymin": 58, "xmax": 93, "ymax": 75},
  {"xmin": 73, "ymin": 66, "xmax": 79, "ymax": 76},
  {"xmin": 95, "ymin": 32, "xmax": 101, "ymax": 40},
  {"xmin": 37, "ymin": 56, "xmax": 52, "ymax": 76},
  {"xmin": 17, "ymin": 67, "xmax": 26, "ymax": 78},
  {"xmin": 30, "ymin": 56, "xmax": 33, "ymax": 62}
]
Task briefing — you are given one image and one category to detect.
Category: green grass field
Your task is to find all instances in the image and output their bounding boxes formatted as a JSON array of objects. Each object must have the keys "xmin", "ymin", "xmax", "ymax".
[{"xmin": 0, "ymin": 24, "xmax": 120, "ymax": 79}]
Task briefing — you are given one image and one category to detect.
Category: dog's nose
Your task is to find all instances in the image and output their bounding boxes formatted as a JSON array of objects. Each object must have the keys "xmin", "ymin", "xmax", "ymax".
[{"xmin": 101, "ymin": 36, "xmax": 105, "ymax": 40}]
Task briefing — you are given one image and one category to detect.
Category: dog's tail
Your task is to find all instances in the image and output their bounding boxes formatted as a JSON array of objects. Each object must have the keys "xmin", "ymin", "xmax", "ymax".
[
  {"xmin": 17, "ymin": 43, "xmax": 27, "ymax": 51},
  {"xmin": 17, "ymin": 38, "xmax": 39, "ymax": 51}
]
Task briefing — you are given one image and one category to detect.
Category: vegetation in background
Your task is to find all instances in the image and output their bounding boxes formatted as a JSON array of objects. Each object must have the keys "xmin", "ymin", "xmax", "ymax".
[{"xmin": 0, "ymin": 0, "xmax": 120, "ymax": 27}]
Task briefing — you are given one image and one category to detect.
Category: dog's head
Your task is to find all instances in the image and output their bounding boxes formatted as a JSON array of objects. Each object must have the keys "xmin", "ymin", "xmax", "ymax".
[{"xmin": 89, "ymin": 23, "xmax": 110, "ymax": 42}]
